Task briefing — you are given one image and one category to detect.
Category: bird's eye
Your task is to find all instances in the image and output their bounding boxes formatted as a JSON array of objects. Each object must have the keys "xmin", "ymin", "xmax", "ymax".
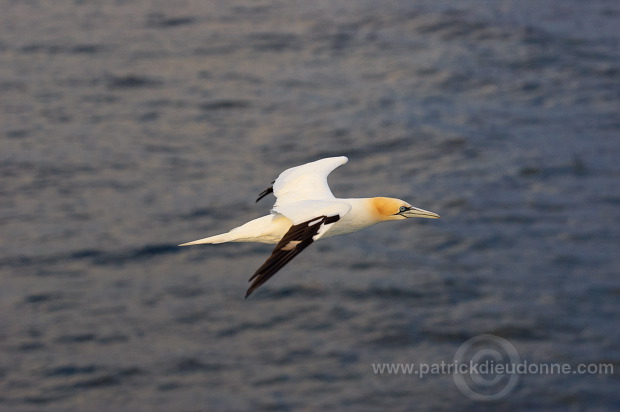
[{"xmin": 399, "ymin": 206, "xmax": 408, "ymax": 213}]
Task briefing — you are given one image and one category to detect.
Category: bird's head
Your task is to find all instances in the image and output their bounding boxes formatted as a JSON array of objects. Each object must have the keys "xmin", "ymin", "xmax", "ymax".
[{"xmin": 371, "ymin": 197, "xmax": 440, "ymax": 221}]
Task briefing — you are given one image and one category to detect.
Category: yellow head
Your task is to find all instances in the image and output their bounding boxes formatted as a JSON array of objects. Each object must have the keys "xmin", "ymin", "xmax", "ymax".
[{"xmin": 370, "ymin": 197, "xmax": 440, "ymax": 221}]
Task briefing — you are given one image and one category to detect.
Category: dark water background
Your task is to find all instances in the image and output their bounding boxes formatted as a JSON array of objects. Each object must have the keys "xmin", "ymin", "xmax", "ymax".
[{"xmin": 1, "ymin": 0, "xmax": 619, "ymax": 410}]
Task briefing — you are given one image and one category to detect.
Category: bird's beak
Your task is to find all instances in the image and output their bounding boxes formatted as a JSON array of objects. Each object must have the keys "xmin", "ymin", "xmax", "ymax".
[{"xmin": 400, "ymin": 206, "xmax": 440, "ymax": 219}]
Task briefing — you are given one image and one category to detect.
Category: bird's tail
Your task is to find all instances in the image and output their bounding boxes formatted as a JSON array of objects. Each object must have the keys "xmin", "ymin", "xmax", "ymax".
[
  {"xmin": 179, "ymin": 215, "xmax": 283, "ymax": 247},
  {"xmin": 178, "ymin": 232, "xmax": 234, "ymax": 246}
]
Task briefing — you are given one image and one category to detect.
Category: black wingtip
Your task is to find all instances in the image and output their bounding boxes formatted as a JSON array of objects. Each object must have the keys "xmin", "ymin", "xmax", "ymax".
[
  {"xmin": 245, "ymin": 274, "xmax": 263, "ymax": 298},
  {"xmin": 255, "ymin": 181, "xmax": 275, "ymax": 203},
  {"xmin": 255, "ymin": 186, "xmax": 274, "ymax": 203},
  {"xmin": 242, "ymin": 214, "xmax": 342, "ymax": 299}
]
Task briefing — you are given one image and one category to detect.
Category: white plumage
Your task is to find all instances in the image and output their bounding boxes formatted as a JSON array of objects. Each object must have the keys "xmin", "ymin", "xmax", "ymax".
[
  {"xmin": 179, "ymin": 156, "xmax": 439, "ymax": 297},
  {"xmin": 272, "ymin": 156, "xmax": 346, "ymax": 205}
]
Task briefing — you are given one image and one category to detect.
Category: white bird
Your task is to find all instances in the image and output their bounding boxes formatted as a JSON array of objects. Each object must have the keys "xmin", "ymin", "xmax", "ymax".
[{"xmin": 179, "ymin": 156, "xmax": 440, "ymax": 298}]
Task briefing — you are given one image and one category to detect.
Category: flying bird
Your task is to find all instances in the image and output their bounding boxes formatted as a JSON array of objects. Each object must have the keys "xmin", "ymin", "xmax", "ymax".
[{"xmin": 179, "ymin": 156, "xmax": 440, "ymax": 298}]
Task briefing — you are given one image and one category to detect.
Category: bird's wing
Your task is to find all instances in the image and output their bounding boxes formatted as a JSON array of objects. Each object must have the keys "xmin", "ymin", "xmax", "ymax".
[
  {"xmin": 255, "ymin": 156, "xmax": 348, "ymax": 204},
  {"xmin": 245, "ymin": 200, "xmax": 351, "ymax": 298}
]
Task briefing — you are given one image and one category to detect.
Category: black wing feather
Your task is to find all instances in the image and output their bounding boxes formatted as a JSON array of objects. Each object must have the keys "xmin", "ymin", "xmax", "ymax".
[
  {"xmin": 255, "ymin": 181, "xmax": 275, "ymax": 203},
  {"xmin": 245, "ymin": 214, "xmax": 340, "ymax": 298}
]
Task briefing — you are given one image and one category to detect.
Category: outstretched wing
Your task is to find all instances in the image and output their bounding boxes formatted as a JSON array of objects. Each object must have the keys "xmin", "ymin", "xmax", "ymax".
[
  {"xmin": 255, "ymin": 156, "xmax": 348, "ymax": 205},
  {"xmin": 245, "ymin": 200, "xmax": 351, "ymax": 298}
]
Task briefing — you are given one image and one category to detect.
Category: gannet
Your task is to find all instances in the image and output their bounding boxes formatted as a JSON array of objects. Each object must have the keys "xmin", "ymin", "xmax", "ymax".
[{"xmin": 179, "ymin": 156, "xmax": 440, "ymax": 298}]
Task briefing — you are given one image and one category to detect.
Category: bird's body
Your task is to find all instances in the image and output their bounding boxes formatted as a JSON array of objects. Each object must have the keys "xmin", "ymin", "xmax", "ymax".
[
  {"xmin": 180, "ymin": 156, "xmax": 439, "ymax": 297},
  {"xmin": 181, "ymin": 197, "xmax": 391, "ymax": 245}
]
